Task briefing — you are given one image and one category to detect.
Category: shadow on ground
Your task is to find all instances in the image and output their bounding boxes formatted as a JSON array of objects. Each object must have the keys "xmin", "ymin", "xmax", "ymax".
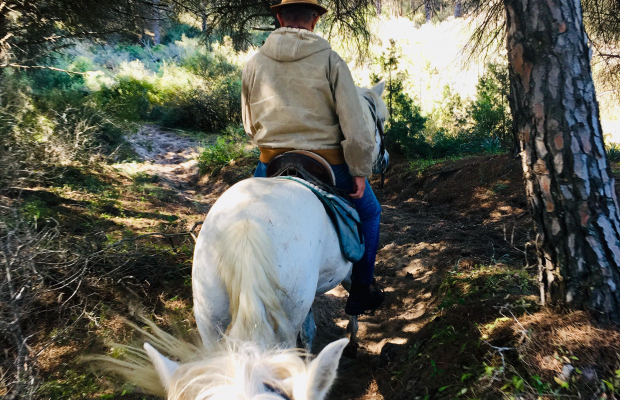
[{"xmin": 311, "ymin": 155, "xmax": 542, "ymax": 400}]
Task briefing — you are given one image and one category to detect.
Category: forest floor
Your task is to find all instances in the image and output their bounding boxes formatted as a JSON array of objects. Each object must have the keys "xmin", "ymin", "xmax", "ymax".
[{"xmin": 22, "ymin": 126, "xmax": 620, "ymax": 400}]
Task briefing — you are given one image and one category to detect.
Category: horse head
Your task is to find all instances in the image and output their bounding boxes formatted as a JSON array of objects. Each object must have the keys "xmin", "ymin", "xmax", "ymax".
[
  {"xmin": 357, "ymin": 81, "xmax": 389, "ymax": 177},
  {"xmin": 89, "ymin": 318, "xmax": 349, "ymax": 400},
  {"xmin": 145, "ymin": 338, "xmax": 349, "ymax": 400}
]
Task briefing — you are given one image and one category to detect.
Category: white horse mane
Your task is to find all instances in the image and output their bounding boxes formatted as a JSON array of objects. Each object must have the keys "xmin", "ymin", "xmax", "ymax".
[
  {"xmin": 87, "ymin": 317, "xmax": 348, "ymax": 400},
  {"xmin": 167, "ymin": 341, "xmax": 308, "ymax": 400}
]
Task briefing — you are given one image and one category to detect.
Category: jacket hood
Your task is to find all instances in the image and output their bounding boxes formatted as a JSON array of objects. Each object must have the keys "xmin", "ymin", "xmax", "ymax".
[{"xmin": 260, "ymin": 28, "xmax": 331, "ymax": 62}]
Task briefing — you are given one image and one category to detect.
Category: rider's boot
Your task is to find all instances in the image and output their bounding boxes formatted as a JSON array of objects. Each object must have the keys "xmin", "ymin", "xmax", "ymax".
[{"xmin": 345, "ymin": 280, "xmax": 385, "ymax": 315}]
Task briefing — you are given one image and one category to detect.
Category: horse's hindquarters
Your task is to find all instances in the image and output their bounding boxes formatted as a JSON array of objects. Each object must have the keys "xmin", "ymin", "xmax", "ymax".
[{"xmin": 192, "ymin": 178, "xmax": 350, "ymax": 345}]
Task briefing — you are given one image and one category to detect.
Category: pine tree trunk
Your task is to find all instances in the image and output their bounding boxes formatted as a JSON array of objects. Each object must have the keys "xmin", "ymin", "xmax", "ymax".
[
  {"xmin": 152, "ymin": 0, "xmax": 161, "ymax": 45},
  {"xmin": 0, "ymin": 3, "xmax": 9, "ymax": 66},
  {"xmin": 376, "ymin": 0, "xmax": 382, "ymax": 14},
  {"xmin": 425, "ymin": 1, "xmax": 431, "ymax": 22},
  {"xmin": 505, "ymin": 0, "xmax": 620, "ymax": 322}
]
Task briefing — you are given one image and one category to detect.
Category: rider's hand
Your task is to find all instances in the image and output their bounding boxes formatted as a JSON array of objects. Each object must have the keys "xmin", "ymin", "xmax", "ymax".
[{"xmin": 350, "ymin": 176, "xmax": 366, "ymax": 199}]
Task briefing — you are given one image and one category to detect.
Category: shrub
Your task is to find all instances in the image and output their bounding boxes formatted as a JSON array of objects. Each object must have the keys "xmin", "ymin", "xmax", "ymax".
[
  {"xmin": 388, "ymin": 62, "xmax": 514, "ymax": 161},
  {"xmin": 161, "ymin": 23, "xmax": 202, "ymax": 45},
  {"xmin": 0, "ymin": 73, "xmax": 126, "ymax": 187},
  {"xmin": 467, "ymin": 63, "xmax": 512, "ymax": 149},
  {"xmin": 95, "ymin": 42, "xmax": 243, "ymax": 133},
  {"xmin": 98, "ymin": 75, "xmax": 154, "ymax": 121},
  {"xmin": 426, "ymin": 130, "xmax": 469, "ymax": 158},
  {"xmin": 427, "ymin": 85, "xmax": 469, "ymax": 138},
  {"xmin": 197, "ymin": 125, "xmax": 253, "ymax": 174},
  {"xmin": 606, "ymin": 141, "xmax": 620, "ymax": 162},
  {"xmin": 379, "ymin": 75, "xmax": 429, "ymax": 158}
]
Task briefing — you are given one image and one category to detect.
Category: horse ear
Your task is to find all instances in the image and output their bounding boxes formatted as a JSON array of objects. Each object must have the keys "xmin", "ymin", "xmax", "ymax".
[
  {"xmin": 372, "ymin": 80, "xmax": 386, "ymax": 97},
  {"xmin": 306, "ymin": 338, "xmax": 349, "ymax": 400},
  {"xmin": 144, "ymin": 342, "xmax": 180, "ymax": 391}
]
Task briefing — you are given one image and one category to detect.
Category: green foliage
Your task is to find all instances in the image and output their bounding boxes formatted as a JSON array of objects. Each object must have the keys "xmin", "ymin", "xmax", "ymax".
[
  {"xmin": 0, "ymin": 72, "xmax": 126, "ymax": 187},
  {"xmin": 93, "ymin": 38, "xmax": 243, "ymax": 132},
  {"xmin": 38, "ymin": 369, "xmax": 102, "ymax": 399},
  {"xmin": 415, "ymin": 63, "xmax": 512, "ymax": 160},
  {"xmin": 378, "ymin": 39, "xmax": 400, "ymax": 121},
  {"xmin": 376, "ymin": 44, "xmax": 511, "ymax": 161},
  {"xmin": 98, "ymin": 76, "xmax": 154, "ymax": 122},
  {"xmin": 19, "ymin": 198, "xmax": 52, "ymax": 223},
  {"xmin": 467, "ymin": 63, "xmax": 513, "ymax": 149},
  {"xmin": 197, "ymin": 125, "xmax": 254, "ymax": 175},
  {"xmin": 430, "ymin": 359, "xmax": 445, "ymax": 377},
  {"xmin": 427, "ymin": 85, "xmax": 469, "ymax": 137},
  {"xmin": 372, "ymin": 53, "xmax": 429, "ymax": 159},
  {"xmin": 606, "ymin": 141, "xmax": 620, "ymax": 162},
  {"xmin": 384, "ymin": 78, "xmax": 430, "ymax": 158},
  {"xmin": 162, "ymin": 23, "xmax": 202, "ymax": 45},
  {"xmin": 1, "ymin": 0, "xmax": 155, "ymax": 67},
  {"xmin": 201, "ymin": 0, "xmax": 374, "ymax": 54}
]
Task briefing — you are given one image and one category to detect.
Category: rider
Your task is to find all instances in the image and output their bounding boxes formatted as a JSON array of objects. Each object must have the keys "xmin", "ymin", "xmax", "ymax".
[{"xmin": 241, "ymin": 0, "xmax": 384, "ymax": 315}]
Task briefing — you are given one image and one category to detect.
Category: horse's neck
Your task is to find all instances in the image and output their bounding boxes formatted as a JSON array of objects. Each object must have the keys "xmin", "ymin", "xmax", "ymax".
[{"xmin": 359, "ymin": 94, "xmax": 381, "ymax": 157}]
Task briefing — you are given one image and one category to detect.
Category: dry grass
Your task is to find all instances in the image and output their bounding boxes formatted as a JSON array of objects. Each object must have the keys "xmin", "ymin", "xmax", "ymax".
[{"xmin": 516, "ymin": 310, "xmax": 620, "ymax": 381}]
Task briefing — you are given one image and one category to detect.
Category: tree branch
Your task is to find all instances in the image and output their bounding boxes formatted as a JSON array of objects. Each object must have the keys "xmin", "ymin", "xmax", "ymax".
[{"xmin": 0, "ymin": 63, "xmax": 87, "ymax": 75}]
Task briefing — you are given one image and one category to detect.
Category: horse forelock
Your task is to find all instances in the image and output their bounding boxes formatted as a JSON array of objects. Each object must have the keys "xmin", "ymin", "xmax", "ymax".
[
  {"xmin": 168, "ymin": 341, "xmax": 309, "ymax": 400},
  {"xmin": 88, "ymin": 318, "xmax": 312, "ymax": 400}
]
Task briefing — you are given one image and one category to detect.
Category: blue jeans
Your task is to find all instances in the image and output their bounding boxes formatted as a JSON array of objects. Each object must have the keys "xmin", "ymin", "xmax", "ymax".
[{"xmin": 254, "ymin": 162, "xmax": 381, "ymax": 285}]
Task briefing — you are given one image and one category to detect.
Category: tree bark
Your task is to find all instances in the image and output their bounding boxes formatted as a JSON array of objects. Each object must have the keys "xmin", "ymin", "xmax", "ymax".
[
  {"xmin": 505, "ymin": 0, "xmax": 620, "ymax": 322},
  {"xmin": 425, "ymin": 0, "xmax": 431, "ymax": 22},
  {"xmin": 454, "ymin": 0, "xmax": 462, "ymax": 17},
  {"xmin": 0, "ymin": 2, "xmax": 10, "ymax": 66},
  {"xmin": 376, "ymin": 0, "xmax": 382, "ymax": 14},
  {"xmin": 152, "ymin": 0, "xmax": 161, "ymax": 45}
]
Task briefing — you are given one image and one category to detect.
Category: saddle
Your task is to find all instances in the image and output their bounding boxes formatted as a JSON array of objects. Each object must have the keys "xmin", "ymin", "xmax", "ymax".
[
  {"xmin": 265, "ymin": 151, "xmax": 365, "ymax": 263},
  {"xmin": 265, "ymin": 150, "xmax": 336, "ymax": 187}
]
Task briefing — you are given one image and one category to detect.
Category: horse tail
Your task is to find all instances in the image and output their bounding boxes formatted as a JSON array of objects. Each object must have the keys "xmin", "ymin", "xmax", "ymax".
[{"xmin": 216, "ymin": 219, "xmax": 294, "ymax": 346}]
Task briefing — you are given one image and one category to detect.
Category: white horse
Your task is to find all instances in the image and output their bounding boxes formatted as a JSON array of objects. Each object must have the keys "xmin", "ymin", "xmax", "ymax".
[
  {"xmin": 192, "ymin": 81, "xmax": 388, "ymax": 352},
  {"xmin": 89, "ymin": 317, "xmax": 351, "ymax": 400}
]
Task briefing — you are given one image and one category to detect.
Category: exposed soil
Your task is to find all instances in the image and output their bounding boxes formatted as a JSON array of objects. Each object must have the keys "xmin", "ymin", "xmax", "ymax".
[
  {"xmin": 116, "ymin": 125, "xmax": 217, "ymax": 202},
  {"xmin": 314, "ymin": 155, "xmax": 537, "ymax": 400}
]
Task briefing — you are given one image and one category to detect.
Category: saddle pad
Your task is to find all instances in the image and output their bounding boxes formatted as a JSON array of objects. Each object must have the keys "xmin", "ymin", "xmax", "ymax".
[{"xmin": 278, "ymin": 176, "xmax": 365, "ymax": 263}]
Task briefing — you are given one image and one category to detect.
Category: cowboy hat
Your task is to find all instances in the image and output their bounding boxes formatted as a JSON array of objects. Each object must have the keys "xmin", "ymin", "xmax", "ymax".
[{"xmin": 271, "ymin": 0, "xmax": 328, "ymax": 16}]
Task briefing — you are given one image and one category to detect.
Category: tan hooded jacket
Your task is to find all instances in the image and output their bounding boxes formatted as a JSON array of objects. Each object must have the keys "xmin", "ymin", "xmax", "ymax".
[{"xmin": 241, "ymin": 28, "xmax": 374, "ymax": 177}]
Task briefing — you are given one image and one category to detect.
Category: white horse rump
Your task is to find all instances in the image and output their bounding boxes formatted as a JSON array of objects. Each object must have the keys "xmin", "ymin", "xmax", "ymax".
[{"xmin": 192, "ymin": 178, "xmax": 351, "ymax": 347}]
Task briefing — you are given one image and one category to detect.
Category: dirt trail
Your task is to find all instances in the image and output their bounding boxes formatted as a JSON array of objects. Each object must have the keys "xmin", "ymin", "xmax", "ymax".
[
  {"xmin": 116, "ymin": 125, "xmax": 217, "ymax": 203},
  {"xmin": 321, "ymin": 157, "xmax": 532, "ymax": 400},
  {"xmin": 124, "ymin": 127, "xmax": 533, "ymax": 399}
]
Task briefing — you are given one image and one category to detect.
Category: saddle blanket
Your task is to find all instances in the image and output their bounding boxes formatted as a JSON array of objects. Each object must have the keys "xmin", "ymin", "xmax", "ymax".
[{"xmin": 278, "ymin": 176, "xmax": 365, "ymax": 263}]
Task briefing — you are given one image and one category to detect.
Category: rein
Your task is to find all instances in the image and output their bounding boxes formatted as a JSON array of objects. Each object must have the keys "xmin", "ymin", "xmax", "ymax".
[{"xmin": 264, "ymin": 383, "xmax": 293, "ymax": 400}]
